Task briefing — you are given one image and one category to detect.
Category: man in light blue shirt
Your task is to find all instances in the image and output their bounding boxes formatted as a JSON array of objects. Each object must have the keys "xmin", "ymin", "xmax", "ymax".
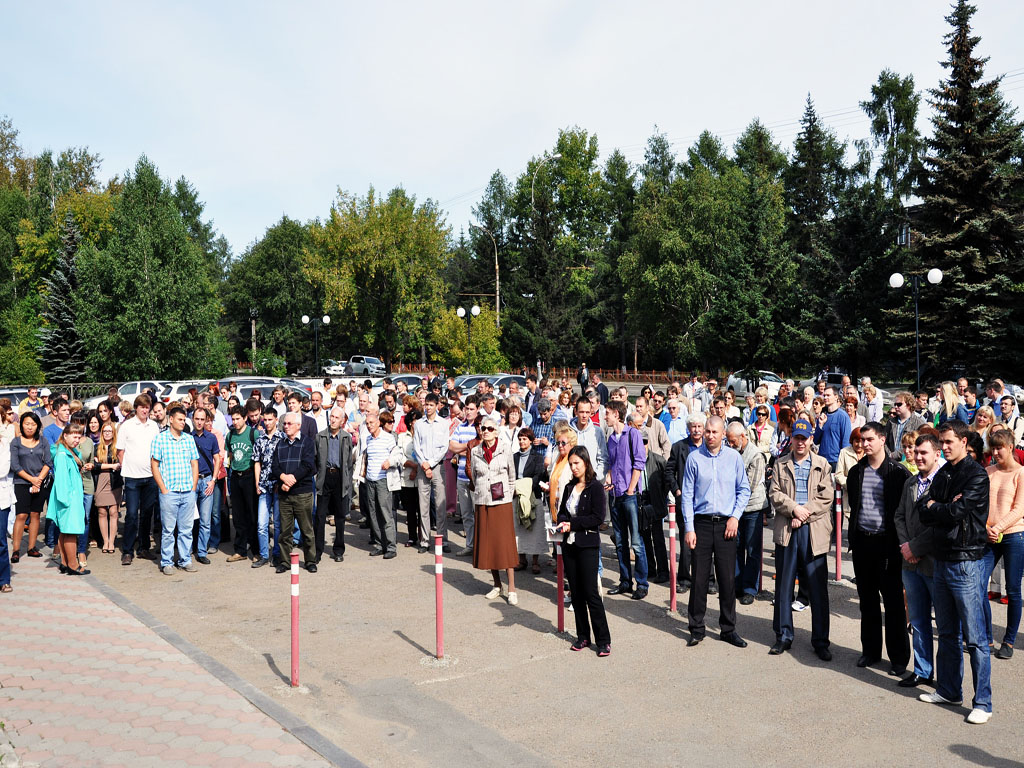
[
  {"xmin": 681, "ymin": 415, "xmax": 751, "ymax": 648},
  {"xmin": 665, "ymin": 399, "xmax": 690, "ymax": 445},
  {"xmin": 413, "ymin": 393, "xmax": 451, "ymax": 553}
]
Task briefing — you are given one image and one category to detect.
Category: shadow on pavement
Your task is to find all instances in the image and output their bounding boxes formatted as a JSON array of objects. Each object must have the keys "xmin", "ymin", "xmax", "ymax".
[{"xmin": 948, "ymin": 744, "xmax": 1024, "ymax": 768}]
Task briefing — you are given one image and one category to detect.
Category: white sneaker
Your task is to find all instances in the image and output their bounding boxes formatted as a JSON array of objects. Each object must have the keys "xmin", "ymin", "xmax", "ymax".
[
  {"xmin": 919, "ymin": 690, "xmax": 963, "ymax": 705},
  {"xmin": 485, "ymin": 586, "xmax": 501, "ymax": 599},
  {"xmin": 500, "ymin": 585, "xmax": 509, "ymax": 598},
  {"xmin": 507, "ymin": 591, "xmax": 518, "ymax": 606},
  {"xmin": 792, "ymin": 600, "xmax": 808, "ymax": 612},
  {"xmin": 966, "ymin": 708, "xmax": 992, "ymax": 724}
]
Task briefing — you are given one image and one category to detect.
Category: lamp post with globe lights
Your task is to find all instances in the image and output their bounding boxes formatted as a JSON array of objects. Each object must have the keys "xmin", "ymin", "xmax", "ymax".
[
  {"xmin": 889, "ymin": 268, "xmax": 942, "ymax": 392},
  {"xmin": 456, "ymin": 305, "xmax": 480, "ymax": 367},
  {"xmin": 302, "ymin": 313, "xmax": 331, "ymax": 375}
]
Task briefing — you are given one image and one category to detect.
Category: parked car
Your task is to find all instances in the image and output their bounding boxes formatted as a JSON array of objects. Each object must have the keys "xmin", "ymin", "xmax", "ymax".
[
  {"xmin": 322, "ymin": 359, "xmax": 348, "ymax": 376},
  {"xmin": 346, "ymin": 355, "xmax": 386, "ymax": 376},
  {"xmin": 488, "ymin": 374, "xmax": 527, "ymax": 393},
  {"xmin": 0, "ymin": 388, "xmax": 30, "ymax": 407},
  {"xmin": 726, "ymin": 370, "xmax": 785, "ymax": 400},
  {"xmin": 84, "ymin": 380, "xmax": 171, "ymax": 410},
  {"xmin": 454, "ymin": 374, "xmax": 491, "ymax": 392},
  {"xmin": 279, "ymin": 378, "xmax": 313, "ymax": 394},
  {"xmin": 158, "ymin": 381, "xmax": 209, "ymax": 404}
]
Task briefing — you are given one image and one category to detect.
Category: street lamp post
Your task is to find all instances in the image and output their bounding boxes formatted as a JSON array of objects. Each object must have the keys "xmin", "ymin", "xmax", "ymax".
[
  {"xmin": 469, "ymin": 223, "xmax": 499, "ymax": 328},
  {"xmin": 456, "ymin": 305, "xmax": 480, "ymax": 366},
  {"xmin": 889, "ymin": 268, "xmax": 943, "ymax": 392},
  {"xmin": 530, "ymin": 152, "xmax": 562, "ymax": 212},
  {"xmin": 301, "ymin": 313, "xmax": 331, "ymax": 375}
]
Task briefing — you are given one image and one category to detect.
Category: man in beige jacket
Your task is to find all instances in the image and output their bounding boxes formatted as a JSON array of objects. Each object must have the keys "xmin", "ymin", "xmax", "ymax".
[{"xmin": 768, "ymin": 418, "xmax": 834, "ymax": 660}]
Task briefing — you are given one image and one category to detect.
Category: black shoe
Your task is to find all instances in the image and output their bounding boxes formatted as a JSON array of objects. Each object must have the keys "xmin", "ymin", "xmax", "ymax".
[
  {"xmin": 631, "ymin": 588, "xmax": 648, "ymax": 600},
  {"xmin": 442, "ymin": 544, "xmax": 452, "ymax": 553},
  {"xmin": 608, "ymin": 584, "xmax": 633, "ymax": 596},
  {"xmin": 306, "ymin": 563, "xmax": 317, "ymax": 573},
  {"xmin": 815, "ymin": 647, "xmax": 833, "ymax": 662},
  {"xmin": 369, "ymin": 549, "xmax": 385, "ymax": 557},
  {"xmin": 768, "ymin": 640, "xmax": 792, "ymax": 655},
  {"xmin": 739, "ymin": 594, "xmax": 755, "ymax": 606},
  {"xmin": 358, "ymin": 520, "xmax": 370, "ymax": 529},
  {"xmin": 707, "ymin": 583, "xmax": 718, "ymax": 595},
  {"xmin": 596, "ymin": 644, "xmax": 611, "ymax": 657},
  {"xmin": 687, "ymin": 635, "xmax": 704, "ymax": 647},
  {"xmin": 417, "ymin": 546, "xmax": 429, "ymax": 554},
  {"xmin": 677, "ymin": 580, "xmax": 691, "ymax": 593},
  {"xmin": 898, "ymin": 673, "xmax": 932, "ymax": 687},
  {"xmin": 196, "ymin": 556, "xmax": 211, "ymax": 565},
  {"xmin": 888, "ymin": 666, "xmax": 906, "ymax": 677},
  {"xmin": 721, "ymin": 632, "xmax": 747, "ymax": 648},
  {"xmin": 275, "ymin": 563, "xmax": 289, "ymax": 573},
  {"xmin": 651, "ymin": 573, "xmax": 670, "ymax": 584},
  {"xmin": 331, "ymin": 554, "xmax": 345, "ymax": 562},
  {"xmin": 137, "ymin": 549, "xmax": 156, "ymax": 561},
  {"xmin": 856, "ymin": 654, "xmax": 881, "ymax": 668},
  {"xmin": 383, "ymin": 551, "xmax": 397, "ymax": 560},
  {"xmin": 570, "ymin": 638, "xmax": 591, "ymax": 652},
  {"xmin": 251, "ymin": 558, "xmax": 269, "ymax": 568},
  {"xmin": 121, "ymin": 553, "xmax": 133, "ymax": 566},
  {"xmin": 995, "ymin": 643, "xmax": 1014, "ymax": 659}
]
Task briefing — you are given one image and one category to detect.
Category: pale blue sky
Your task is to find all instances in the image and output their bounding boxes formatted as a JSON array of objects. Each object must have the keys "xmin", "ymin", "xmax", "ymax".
[{"xmin": 3, "ymin": 1, "xmax": 1021, "ymax": 253}]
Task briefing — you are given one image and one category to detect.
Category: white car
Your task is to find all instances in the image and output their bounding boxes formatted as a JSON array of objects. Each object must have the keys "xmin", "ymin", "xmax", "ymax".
[
  {"xmin": 725, "ymin": 370, "xmax": 785, "ymax": 400},
  {"xmin": 322, "ymin": 359, "xmax": 348, "ymax": 376},
  {"xmin": 346, "ymin": 355, "xmax": 386, "ymax": 376},
  {"xmin": 84, "ymin": 380, "xmax": 171, "ymax": 410}
]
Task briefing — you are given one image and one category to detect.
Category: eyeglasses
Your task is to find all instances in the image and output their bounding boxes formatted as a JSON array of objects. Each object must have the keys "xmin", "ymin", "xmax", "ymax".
[
  {"xmin": 556, "ymin": 440, "xmax": 570, "ymax": 447},
  {"xmin": 480, "ymin": 426, "xmax": 496, "ymax": 432}
]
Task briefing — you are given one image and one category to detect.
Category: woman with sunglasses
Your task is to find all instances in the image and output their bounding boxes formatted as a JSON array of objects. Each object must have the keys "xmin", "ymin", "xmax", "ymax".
[
  {"xmin": 469, "ymin": 415, "xmax": 519, "ymax": 604},
  {"xmin": 555, "ymin": 445, "xmax": 610, "ymax": 656}
]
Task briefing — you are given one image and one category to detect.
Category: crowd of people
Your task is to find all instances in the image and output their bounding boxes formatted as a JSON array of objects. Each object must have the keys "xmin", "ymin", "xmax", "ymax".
[{"xmin": 0, "ymin": 371, "xmax": 1020, "ymax": 722}]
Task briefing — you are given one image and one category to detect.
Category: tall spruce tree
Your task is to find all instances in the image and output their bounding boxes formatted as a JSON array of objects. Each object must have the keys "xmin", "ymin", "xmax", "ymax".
[
  {"xmin": 38, "ymin": 210, "xmax": 86, "ymax": 382},
  {"xmin": 915, "ymin": 0, "xmax": 1024, "ymax": 379}
]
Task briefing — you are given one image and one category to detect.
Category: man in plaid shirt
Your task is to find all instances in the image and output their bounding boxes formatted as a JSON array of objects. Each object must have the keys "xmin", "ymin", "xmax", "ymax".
[{"xmin": 151, "ymin": 405, "xmax": 199, "ymax": 575}]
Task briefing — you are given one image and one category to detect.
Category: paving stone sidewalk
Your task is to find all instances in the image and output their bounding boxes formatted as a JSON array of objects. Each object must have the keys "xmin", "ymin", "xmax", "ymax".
[{"xmin": 0, "ymin": 556, "xmax": 343, "ymax": 768}]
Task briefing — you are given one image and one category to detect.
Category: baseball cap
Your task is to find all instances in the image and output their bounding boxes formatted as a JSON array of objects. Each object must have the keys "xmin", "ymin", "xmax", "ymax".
[
  {"xmin": 792, "ymin": 418, "xmax": 814, "ymax": 438},
  {"xmin": 40, "ymin": 387, "xmax": 51, "ymax": 396}
]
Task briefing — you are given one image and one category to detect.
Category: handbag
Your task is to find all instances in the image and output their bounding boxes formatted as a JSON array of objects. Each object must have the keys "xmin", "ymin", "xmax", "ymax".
[{"xmin": 489, "ymin": 481, "xmax": 503, "ymax": 502}]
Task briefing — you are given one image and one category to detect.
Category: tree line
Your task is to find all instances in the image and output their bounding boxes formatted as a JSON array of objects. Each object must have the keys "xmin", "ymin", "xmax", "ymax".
[{"xmin": 1, "ymin": 1, "xmax": 1021, "ymax": 386}]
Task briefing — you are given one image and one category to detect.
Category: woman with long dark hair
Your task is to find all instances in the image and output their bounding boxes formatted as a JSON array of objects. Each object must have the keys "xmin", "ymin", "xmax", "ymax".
[
  {"xmin": 10, "ymin": 412, "xmax": 51, "ymax": 561},
  {"xmin": 555, "ymin": 444, "xmax": 610, "ymax": 656},
  {"xmin": 49, "ymin": 422, "xmax": 90, "ymax": 575}
]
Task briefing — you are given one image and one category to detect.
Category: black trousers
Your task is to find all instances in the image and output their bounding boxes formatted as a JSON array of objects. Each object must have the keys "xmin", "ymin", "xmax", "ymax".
[
  {"xmin": 675, "ymin": 505, "xmax": 694, "ymax": 584},
  {"xmin": 641, "ymin": 517, "xmax": 669, "ymax": 579},
  {"xmin": 229, "ymin": 469, "xmax": 259, "ymax": 558},
  {"xmin": 564, "ymin": 543, "xmax": 610, "ymax": 646},
  {"xmin": 401, "ymin": 486, "xmax": 420, "ymax": 544},
  {"xmin": 851, "ymin": 529, "xmax": 909, "ymax": 668},
  {"xmin": 317, "ymin": 471, "xmax": 349, "ymax": 558},
  {"xmin": 688, "ymin": 515, "xmax": 738, "ymax": 636}
]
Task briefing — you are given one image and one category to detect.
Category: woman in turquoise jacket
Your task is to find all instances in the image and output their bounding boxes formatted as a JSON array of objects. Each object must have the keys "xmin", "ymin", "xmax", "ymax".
[{"xmin": 49, "ymin": 423, "xmax": 89, "ymax": 576}]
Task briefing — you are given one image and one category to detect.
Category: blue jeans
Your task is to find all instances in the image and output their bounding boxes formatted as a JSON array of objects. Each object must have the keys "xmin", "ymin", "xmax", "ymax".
[
  {"xmin": 257, "ymin": 488, "xmax": 276, "ymax": 561},
  {"xmin": 158, "ymin": 490, "xmax": 195, "ymax": 568},
  {"xmin": 933, "ymin": 558, "xmax": 992, "ymax": 712},
  {"xmin": 982, "ymin": 532, "xmax": 1024, "ymax": 646},
  {"xmin": 611, "ymin": 493, "xmax": 648, "ymax": 589},
  {"xmin": 0, "ymin": 506, "xmax": 10, "ymax": 586},
  {"xmin": 44, "ymin": 516, "xmax": 59, "ymax": 548},
  {"xmin": 123, "ymin": 476, "xmax": 158, "ymax": 555},
  {"xmin": 195, "ymin": 477, "xmax": 217, "ymax": 557},
  {"xmin": 209, "ymin": 479, "xmax": 222, "ymax": 550},
  {"xmin": 77, "ymin": 494, "xmax": 93, "ymax": 554},
  {"xmin": 902, "ymin": 568, "xmax": 935, "ymax": 679},
  {"xmin": 735, "ymin": 508, "xmax": 764, "ymax": 596}
]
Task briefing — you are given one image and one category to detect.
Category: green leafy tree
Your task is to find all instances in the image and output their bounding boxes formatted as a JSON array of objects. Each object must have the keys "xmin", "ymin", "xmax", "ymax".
[
  {"xmin": 860, "ymin": 70, "xmax": 924, "ymax": 202},
  {"xmin": 914, "ymin": 0, "xmax": 1024, "ymax": 378},
  {"xmin": 306, "ymin": 186, "xmax": 450, "ymax": 369},
  {"xmin": 430, "ymin": 306, "xmax": 507, "ymax": 374},
  {"xmin": 38, "ymin": 211, "xmax": 87, "ymax": 383},
  {"xmin": 0, "ymin": 294, "xmax": 43, "ymax": 385},
  {"xmin": 76, "ymin": 156, "xmax": 224, "ymax": 380}
]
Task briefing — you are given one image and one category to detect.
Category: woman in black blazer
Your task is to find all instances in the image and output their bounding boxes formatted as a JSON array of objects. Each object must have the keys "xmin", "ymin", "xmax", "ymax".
[{"xmin": 556, "ymin": 445, "xmax": 611, "ymax": 656}]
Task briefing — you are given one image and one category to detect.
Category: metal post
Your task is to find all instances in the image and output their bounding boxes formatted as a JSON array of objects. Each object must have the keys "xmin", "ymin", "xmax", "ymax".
[
  {"xmin": 834, "ymin": 488, "xmax": 843, "ymax": 582},
  {"xmin": 556, "ymin": 542, "xmax": 565, "ymax": 633},
  {"xmin": 667, "ymin": 503, "xmax": 677, "ymax": 613},
  {"xmin": 434, "ymin": 535, "xmax": 444, "ymax": 659},
  {"xmin": 313, "ymin": 320, "xmax": 319, "ymax": 377},
  {"xmin": 913, "ymin": 275, "xmax": 921, "ymax": 393},
  {"xmin": 290, "ymin": 551, "xmax": 300, "ymax": 686}
]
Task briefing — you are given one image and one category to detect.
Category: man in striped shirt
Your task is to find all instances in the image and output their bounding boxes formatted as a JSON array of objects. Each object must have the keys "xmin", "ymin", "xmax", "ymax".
[
  {"xmin": 449, "ymin": 395, "xmax": 480, "ymax": 556},
  {"xmin": 362, "ymin": 411, "xmax": 398, "ymax": 559}
]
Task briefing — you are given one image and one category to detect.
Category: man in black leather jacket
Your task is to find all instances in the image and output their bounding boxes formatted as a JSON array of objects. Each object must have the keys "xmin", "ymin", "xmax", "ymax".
[{"xmin": 917, "ymin": 419, "xmax": 992, "ymax": 724}]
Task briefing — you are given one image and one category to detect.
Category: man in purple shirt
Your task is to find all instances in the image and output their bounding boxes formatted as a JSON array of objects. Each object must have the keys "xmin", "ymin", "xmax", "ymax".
[{"xmin": 605, "ymin": 400, "xmax": 649, "ymax": 599}]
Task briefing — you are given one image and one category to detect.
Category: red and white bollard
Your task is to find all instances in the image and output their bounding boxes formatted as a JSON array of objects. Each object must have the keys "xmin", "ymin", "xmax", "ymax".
[
  {"xmin": 556, "ymin": 542, "xmax": 565, "ymax": 633},
  {"xmin": 290, "ymin": 551, "xmax": 300, "ymax": 687},
  {"xmin": 834, "ymin": 487, "xmax": 843, "ymax": 581},
  {"xmin": 434, "ymin": 535, "xmax": 444, "ymax": 659},
  {"xmin": 667, "ymin": 503, "xmax": 678, "ymax": 613}
]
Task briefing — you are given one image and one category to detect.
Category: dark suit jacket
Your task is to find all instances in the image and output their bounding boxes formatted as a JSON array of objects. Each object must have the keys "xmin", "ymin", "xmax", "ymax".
[
  {"xmin": 315, "ymin": 428, "xmax": 353, "ymax": 497},
  {"xmin": 513, "ymin": 448, "xmax": 546, "ymax": 498},
  {"xmin": 664, "ymin": 439, "xmax": 692, "ymax": 497},
  {"xmin": 596, "ymin": 382, "xmax": 609, "ymax": 406},
  {"xmin": 557, "ymin": 479, "xmax": 606, "ymax": 548}
]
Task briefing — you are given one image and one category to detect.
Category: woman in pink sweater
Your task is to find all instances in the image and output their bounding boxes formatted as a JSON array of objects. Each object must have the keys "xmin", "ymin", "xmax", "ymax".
[{"xmin": 983, "ymin": 429, "xmax": 1024, "ymax": 659}]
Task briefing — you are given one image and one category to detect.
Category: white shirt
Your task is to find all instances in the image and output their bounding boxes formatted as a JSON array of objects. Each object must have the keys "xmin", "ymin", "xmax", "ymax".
[
  {"xmin": 312, "ymin": 409, "xmax": 328, "ymax": 433},
  {"xmin": 116, "ymin": 416, "xmax": 160, "ymax": 478}
]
